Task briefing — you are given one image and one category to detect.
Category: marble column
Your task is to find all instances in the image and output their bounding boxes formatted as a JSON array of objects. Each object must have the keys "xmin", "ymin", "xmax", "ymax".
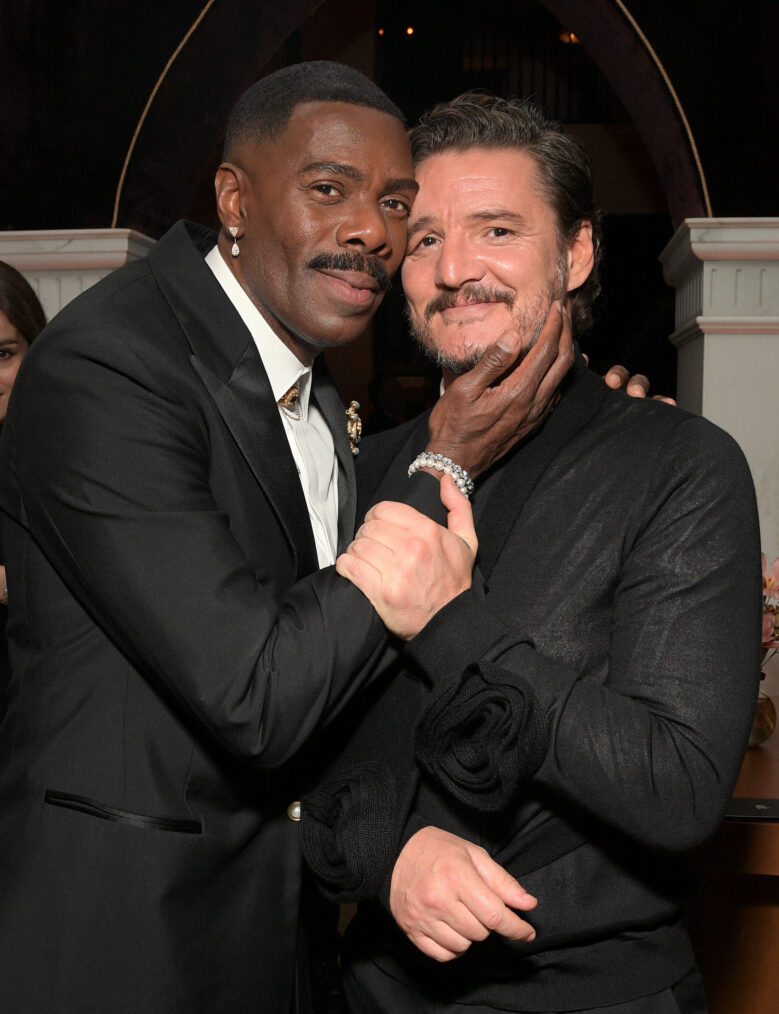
[{"xmin": 660, "ymin": 219, "xmax": 779, "ymax": 558}]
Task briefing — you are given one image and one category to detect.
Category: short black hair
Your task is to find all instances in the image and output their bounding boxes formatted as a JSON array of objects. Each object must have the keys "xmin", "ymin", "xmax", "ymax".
[
  {"xmin": 223, "ymin": 61, "xmax": 405, "ymax": 158},
  {"xmin": 410, "ymin": 92, "xmax": 602, "ymax": 335},
  {"xmin": 0, "ymin": 261, "xmax": 46, "ymax": 345}
]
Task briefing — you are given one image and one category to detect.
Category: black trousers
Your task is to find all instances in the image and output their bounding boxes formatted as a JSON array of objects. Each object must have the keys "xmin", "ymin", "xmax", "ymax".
[{"xmin": 343, "ymin": 958, "xmax": 708, "ymax": 1014}]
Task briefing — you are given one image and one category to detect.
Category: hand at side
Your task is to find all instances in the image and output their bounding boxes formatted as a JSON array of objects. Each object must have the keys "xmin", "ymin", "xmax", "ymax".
[{"xmin": 389, "ymin": 826, "xmax": 538, "ymax": 962}]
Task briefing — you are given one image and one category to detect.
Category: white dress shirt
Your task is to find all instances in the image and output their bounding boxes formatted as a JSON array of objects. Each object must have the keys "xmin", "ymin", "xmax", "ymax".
[{"xmin": 205, "ymin": 246, "xmax": 339, "ymax": 567}]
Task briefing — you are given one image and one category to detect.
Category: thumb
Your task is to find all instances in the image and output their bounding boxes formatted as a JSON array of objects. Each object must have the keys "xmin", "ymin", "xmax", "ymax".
[
  {"xmin": 440, "ymin": 475, "xmax": 478, "ymax": 556},
  {"xmin": 469, "ymin": 847, "xmax": 537, "ymax": 912}
]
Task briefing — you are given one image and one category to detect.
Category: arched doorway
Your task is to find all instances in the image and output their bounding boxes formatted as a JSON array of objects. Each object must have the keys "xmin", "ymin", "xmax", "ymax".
[{"xmin": 114, "ymin": 0, "xmax": 705, "ymax": 234}]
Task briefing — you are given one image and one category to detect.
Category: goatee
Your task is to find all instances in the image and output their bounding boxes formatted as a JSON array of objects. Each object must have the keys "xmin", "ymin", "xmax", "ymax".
[{"xmin": 406, "ymin": 274, "xmax": 565, "ymax": 376}]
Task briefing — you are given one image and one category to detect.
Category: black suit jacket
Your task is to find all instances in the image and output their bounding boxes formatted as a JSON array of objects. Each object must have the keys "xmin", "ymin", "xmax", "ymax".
[{"xmin": 0, "ymin": 221, "xmax": 421, "ymax": 1013}]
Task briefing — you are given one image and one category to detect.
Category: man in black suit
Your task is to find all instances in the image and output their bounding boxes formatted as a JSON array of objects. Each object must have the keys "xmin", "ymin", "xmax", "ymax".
[
  {"xmin": 331, "ymin": 93, "xmax": 761, "ymax": 1013},
  {"xmin": 0, "ymin": 65, "xmax": 581, "ymax": 1013}
]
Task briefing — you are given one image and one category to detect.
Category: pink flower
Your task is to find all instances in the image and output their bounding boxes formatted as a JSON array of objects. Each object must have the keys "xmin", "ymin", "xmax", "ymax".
[
  {"xmin": 762, "ymin": 555, "xmax": 779, "ymax": 650},
  {"xmin": 764, "ymin": 610, "xmax": 778, "ymax": 646},
  {"xmin": 763, "ymin": 554, "xmax": 779, "ymax": 601}
]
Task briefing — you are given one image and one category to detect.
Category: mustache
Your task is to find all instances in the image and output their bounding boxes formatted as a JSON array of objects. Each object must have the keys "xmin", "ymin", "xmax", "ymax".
[
  {"xmin": 424, "ymin": 284, "xmax": 514, "ymax": 322},
  {"xmin": 307, "ymin": 252, "xmax": 391, "ymax": 292}
]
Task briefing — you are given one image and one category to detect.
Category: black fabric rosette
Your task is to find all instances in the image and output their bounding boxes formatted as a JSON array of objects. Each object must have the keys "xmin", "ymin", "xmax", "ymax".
[
  {"xmin": 415, "ymin": 661, "xmax": 547, "ymax": 811},
  {"xmin": 301, "ymin": 761, "xmax": 400, "ymax": 902},
  {"xmin": 301, "ymin": 665, "xmax": 422, "ymax": 902}
]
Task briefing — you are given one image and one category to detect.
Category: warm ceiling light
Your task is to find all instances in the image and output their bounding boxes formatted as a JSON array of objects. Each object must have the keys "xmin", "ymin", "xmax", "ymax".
[
  {"xmin": 559, "ymin": 30, "xmax": 580, "ymax": 44},
  {"xmin": 378, "ymin": 27, "xmax": 384, "ymax": 36},
  {"xmin": 406, "ymin": 26, "xmax": 414, "ymax": 35}
]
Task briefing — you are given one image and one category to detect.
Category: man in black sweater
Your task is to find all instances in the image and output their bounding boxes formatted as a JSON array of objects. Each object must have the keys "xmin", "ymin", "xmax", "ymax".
[{"xmin": 322, "ymin": 93, "xmax": 761, "ymax": 1013}]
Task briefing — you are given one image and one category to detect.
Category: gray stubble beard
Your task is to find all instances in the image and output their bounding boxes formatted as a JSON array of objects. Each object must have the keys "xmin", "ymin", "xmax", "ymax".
[{"xmin": 406, "ymin": 254, "xmax": 569, "ymax": 377}]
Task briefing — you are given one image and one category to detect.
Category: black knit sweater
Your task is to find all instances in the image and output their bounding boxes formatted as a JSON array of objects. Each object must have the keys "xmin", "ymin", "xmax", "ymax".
[{"xmin": 339, "ymin": 360, "xmax": 762, "ymax": 1011}]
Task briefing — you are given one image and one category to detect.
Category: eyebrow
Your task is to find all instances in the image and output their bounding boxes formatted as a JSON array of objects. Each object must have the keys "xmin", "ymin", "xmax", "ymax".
[
  {"xmin": 469, "ymin": 208, "xmax": 528, "ymax": 227},
  {"xmin": 299, "ymin": 162, "xmax": 418, "ymax": 194},
  {"xmin": 299, "ymin": 161, "xmax": 364, "ymax": 181},
  {"xmin": 408, "ymin": 207, "xmax": 527, "ymax": 238}
]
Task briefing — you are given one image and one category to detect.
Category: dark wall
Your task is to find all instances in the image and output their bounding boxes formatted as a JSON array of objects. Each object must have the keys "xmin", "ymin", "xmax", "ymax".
[
  {"xmin": 1, "ymin": 2, "xmax": 205, "ymax": 230},
  {"xmin": 1, "ymin": 0, "xmax": 774, "ymax": 234},
  {"xmin": 619, "ymin": 0, "xmax": 775, "ymax": 219}
]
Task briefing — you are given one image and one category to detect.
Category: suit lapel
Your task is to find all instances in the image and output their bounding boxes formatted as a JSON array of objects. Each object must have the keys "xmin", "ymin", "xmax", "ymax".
[
  {"xmin": 191, "ymin": 350, "xmax": 319, "ymax": 577},
  {"xmin": 356, "ymin": 412, "xmax": 431, "ymax": 520},
  {"xmin": 312, "ymin": 359, "xmax": 357, "ymax": 554},
  {"xmin": 148, "ymin": 221, "xmax": 319, "ymax": 578}
]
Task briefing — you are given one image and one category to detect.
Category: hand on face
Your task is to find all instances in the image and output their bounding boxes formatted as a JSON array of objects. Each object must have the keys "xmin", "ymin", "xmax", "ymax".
[
  {"xmin": 390, "ymin": 826, "xmax": 538, "ymax": 962},
  {"xmin": 425, "ymin": 299, "xmax": 575, "ymax": 478},
  {"xmin": 335, "ymin": 476, "xmax": 476, "ymax": 640}
]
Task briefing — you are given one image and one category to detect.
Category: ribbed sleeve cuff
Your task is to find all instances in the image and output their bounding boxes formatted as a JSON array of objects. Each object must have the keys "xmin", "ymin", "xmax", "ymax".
[{"xmin": 404, "ymin": 587, "xmax": 512, "ymax": 685}]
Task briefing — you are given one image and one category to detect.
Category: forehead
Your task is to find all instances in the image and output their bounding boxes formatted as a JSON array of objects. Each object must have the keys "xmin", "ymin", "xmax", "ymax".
[
  {"xmin": 0, "ymin": 310, "xmax": 21, "ymax": 336},
  {"xmin": 412, "ymin": 147, "xmax": 550, "ymax": 218},
  {"xmin": 261, "ymin": 100, "xmax": 413, "ymax": 176}
]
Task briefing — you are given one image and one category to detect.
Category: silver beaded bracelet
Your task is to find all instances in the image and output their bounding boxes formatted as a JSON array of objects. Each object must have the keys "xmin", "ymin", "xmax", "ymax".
[{"xmin": 407, "ymin": 452, "xmax": 475, "ymax": 498}]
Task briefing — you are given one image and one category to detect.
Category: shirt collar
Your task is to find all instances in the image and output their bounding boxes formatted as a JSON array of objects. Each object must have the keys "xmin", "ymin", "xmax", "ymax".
[{"xmin": 205, "ymin": 245, "xmax": 311, "ymax": 415}]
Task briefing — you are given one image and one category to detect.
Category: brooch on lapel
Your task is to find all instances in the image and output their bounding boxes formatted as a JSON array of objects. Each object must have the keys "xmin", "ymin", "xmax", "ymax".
[{"xmin": 346, "ymin": 400, "xmax": 362, "ymax": 457}]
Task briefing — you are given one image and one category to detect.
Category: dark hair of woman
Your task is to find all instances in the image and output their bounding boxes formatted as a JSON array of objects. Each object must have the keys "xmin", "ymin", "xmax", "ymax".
[{"xmin": 0, "ymin": 261, "xmax": 46, "ymax": 345}]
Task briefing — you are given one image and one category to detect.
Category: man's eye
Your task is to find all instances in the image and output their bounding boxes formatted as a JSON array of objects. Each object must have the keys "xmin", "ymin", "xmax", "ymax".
[
  {"xmin": 313, "ymin": 184, "xmax": 340, "ymax": 197},
  {"xmin": 381, "ymin": 198, "xmax": 410, "ymax": 215},
  {"xmin": 488, "ymin": 227, "xmax": 511, "ymax": 238},
  {"xmin": 420, "ymin": 235, "xmax": 438, "ymax": 247}
]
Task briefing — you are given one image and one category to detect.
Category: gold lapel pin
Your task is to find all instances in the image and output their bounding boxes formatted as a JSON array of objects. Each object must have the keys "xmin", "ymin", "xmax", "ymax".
[{"xmin": 346, "ymin": 400, "xmax": 362, "ymax": 457}]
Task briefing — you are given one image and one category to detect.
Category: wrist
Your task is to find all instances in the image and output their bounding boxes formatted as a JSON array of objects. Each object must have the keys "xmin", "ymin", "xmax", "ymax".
[{"xmin": 408, "ymin": 451, "xmax": 474, "ymax": 498}]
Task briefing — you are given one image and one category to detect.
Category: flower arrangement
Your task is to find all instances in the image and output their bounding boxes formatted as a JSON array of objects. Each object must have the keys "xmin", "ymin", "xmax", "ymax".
[
  {"xmin": 763, "ymin": 554, "xmax": 779, "ymax": 658},
  {"xmin": 750, "ymin": 554, "xmax": 779, "ymax": 746}
]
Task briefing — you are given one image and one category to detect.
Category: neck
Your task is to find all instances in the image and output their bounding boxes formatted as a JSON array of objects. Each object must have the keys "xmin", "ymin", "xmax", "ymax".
[{"xmin": 217, "ymin": 236, "xmax": 317, "ymax": 368}]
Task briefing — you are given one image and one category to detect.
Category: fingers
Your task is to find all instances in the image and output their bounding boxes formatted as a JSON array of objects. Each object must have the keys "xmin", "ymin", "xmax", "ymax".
[
  {"xmin": 440, "ymin": 475, "xmax": 478, "ymax": 556},
  {"xmin": 469, "ymin": 847, "xmax": 538, "ymax": 914},
  {"xmin": 362, "ymin": 499, "xmax": 429, "ymax": 528},
  {"xmin": 494, "ymin": 300, "xmax": 567, "ymax": 403},
  {"xmin": 390, "ymin": 828, "xmax": 537, "ymax": 963},
  {"xmin": 335, "ymin": 550, "xmax": 380, "ymax": 602},
  {"xmin": 603, "ymin": 364, "xmax": 630, "ymax": 390},
  {"xmin": 520, "ymin": 301, "xmax": 574, "ymax": 407},
  {"xmin": 453, "ymin": 330, "xmax": 524, "ymax": 398},
  {"xmin": 626, "ymin": 373, "xmax": 650, "ymax": 398},
  {"xmin": 602, "ymin": 365, "xmax": 675, "ymax": 403}
]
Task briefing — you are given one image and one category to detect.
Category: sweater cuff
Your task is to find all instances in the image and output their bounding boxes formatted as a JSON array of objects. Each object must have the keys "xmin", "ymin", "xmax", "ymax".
[
  {"xmin": 404, "ymin": 586, "xmax": 512, "ymax": 684},
  {"xmin": 396, "ymin": 469, "xmax": 448, "ymax": 526}
]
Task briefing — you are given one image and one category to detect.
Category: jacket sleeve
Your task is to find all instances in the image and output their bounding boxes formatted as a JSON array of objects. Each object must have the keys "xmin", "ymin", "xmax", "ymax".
[
  {"xmin": 405, "ymin": 416, "xmax": 762, "ymax": 851},
  {"xmin": 5, "ymin": 323, "xmax": 444, "ymax": 771}
]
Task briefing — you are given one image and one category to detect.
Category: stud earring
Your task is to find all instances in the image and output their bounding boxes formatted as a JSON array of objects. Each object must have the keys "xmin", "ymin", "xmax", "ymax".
[{"xmin": 229, "ymin": 226, "xmax": 240, "ymax": 257}]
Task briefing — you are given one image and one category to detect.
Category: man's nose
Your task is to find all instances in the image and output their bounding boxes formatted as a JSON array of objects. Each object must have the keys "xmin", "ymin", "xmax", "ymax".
[
  {"xmin": 336, "ymin": 202, "xmax": 389, "ymax": 256},
  {"xmin": 434, "ymin": 236, "xmax": 485, "ymax": 289}
]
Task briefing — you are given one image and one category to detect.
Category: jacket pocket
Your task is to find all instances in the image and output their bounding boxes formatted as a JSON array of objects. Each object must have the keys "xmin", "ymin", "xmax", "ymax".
[{"xmin": 44, "ymin": 790, "xmax": 202, "ymax": 834}]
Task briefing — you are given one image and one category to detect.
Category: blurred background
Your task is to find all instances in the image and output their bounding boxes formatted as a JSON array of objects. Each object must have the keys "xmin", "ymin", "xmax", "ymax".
[{"xmin": 1, "ymin": 0, "xmax": 774, "ymax": 413}]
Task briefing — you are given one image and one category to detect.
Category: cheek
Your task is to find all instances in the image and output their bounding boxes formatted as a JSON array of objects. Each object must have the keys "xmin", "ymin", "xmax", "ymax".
[
  {"xmin": 0, "ymin": 362, "xmax": 20, "ymax": 390},
  {"xmin": 401, "ymin": 263, "xmax": 430, "ymax": 313}
]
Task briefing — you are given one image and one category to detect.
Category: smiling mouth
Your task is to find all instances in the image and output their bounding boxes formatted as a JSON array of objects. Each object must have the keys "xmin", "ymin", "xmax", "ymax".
[{"xmin": 317, "ymin": 270, "xmax": 381, "ymax": 308}]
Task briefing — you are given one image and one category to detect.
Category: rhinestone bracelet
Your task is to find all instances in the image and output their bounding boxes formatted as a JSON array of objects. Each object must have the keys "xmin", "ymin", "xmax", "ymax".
[{"xmin": 407, "ymin": 452, "xmax": 475, "ymax": 498}]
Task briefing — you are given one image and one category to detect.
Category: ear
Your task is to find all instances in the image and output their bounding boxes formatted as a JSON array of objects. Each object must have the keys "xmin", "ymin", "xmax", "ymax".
[
  {"xmin": 214, "ymin": 162, "xmax": 244, "ymax": 236},
  {"xmin": 565, "ymin": 220, "xmax": 594, "ymax": 293}
]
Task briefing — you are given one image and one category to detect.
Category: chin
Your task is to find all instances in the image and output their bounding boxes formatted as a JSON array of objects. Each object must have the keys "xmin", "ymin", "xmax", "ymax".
[{"xmin": 412, "ymin": 332, "xmax": 487, "ymax": 374}]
